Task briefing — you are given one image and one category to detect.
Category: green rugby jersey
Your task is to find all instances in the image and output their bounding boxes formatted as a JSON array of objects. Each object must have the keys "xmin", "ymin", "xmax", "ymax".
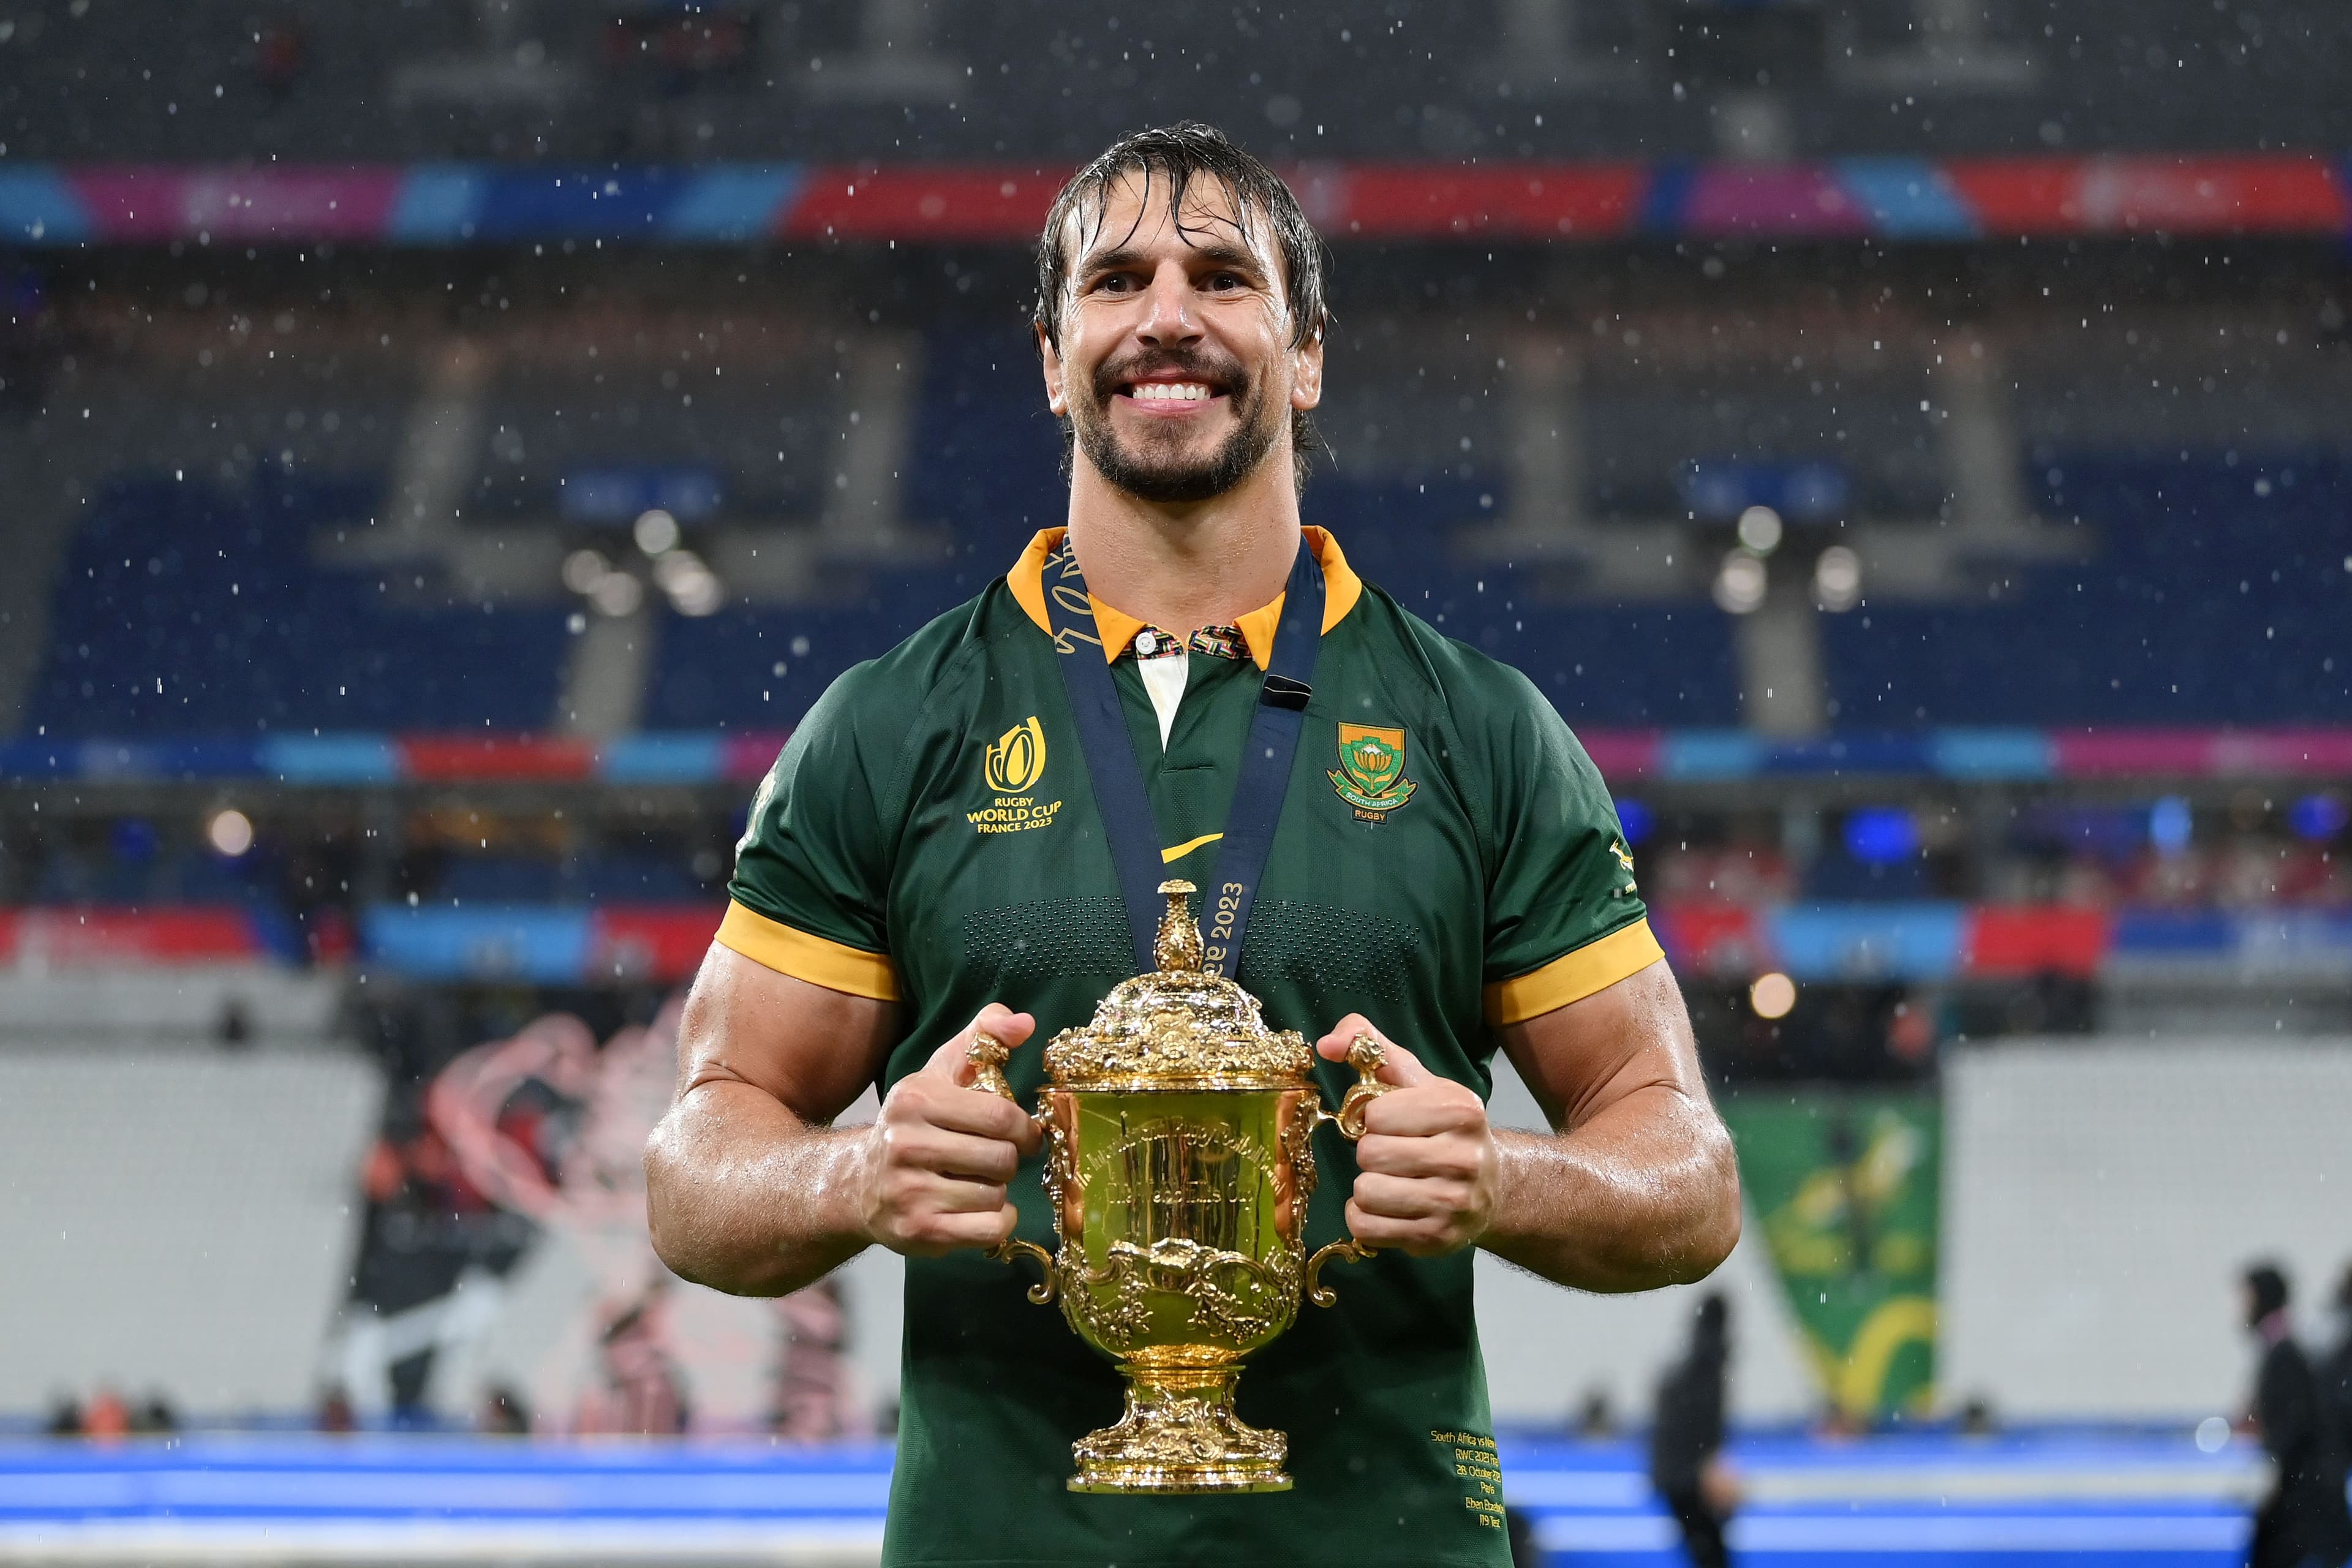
[{"xmin": 722, "ymin": 526, "xmax": 1660, "ymax": 1567}]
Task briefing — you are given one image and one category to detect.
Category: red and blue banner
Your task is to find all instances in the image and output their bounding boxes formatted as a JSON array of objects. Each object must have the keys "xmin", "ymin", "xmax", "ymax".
[{"xmin": 4, "ymin": 154, "xmax": 2349, "ymax": 249}]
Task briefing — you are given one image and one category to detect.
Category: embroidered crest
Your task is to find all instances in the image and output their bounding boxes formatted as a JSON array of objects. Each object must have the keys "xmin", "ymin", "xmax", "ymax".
[{"xmin": 1328, "ymin": 723, "xmax": 1417, "ymax": 821}]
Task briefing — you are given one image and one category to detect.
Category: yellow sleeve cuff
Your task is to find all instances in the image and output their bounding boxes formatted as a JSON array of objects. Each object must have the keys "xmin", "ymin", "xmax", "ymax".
[
  {"xmin": 715, "ymin": 900, "xmax": 900, "ymax": 1002},
  {"xmin": 1483, "ymin": 917, "xmax": 1664, "ymax": 1027}
]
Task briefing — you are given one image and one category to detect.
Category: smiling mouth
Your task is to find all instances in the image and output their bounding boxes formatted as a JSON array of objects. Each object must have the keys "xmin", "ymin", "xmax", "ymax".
[{"xmin": 1119, "ymin": 380, "xmax": 1222, "ymax": 405}]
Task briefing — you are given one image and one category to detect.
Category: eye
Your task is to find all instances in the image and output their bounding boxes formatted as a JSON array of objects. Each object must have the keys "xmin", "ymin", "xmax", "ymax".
[
  {"xmin": 1091, "ymin": 273, "xmax": 1138, "ymax": 295},
  {"xmin": 1204, "ymin": 272, "xmax": 1246, "ymax": 292}
]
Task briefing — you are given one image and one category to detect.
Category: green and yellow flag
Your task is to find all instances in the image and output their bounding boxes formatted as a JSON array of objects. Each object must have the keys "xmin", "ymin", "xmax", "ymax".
[{"xmin": 1724, "ymin": 1091, "xmax": 1940, "ymax": 1419}]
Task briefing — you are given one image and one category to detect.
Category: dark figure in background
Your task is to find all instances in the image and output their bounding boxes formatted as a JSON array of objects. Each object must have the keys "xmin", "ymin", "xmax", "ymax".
[
  {"xmin": 2242, "ymin": 1264, "xmax": 2352, "ymax": 1568},
  {"xmin": 2321, "ymin": 1265, "xmax": 2352, "ymax": 1459},
  {"xmin": 1652, "ymin": 1292, "xmax": 1738, "ymax": 1568}
]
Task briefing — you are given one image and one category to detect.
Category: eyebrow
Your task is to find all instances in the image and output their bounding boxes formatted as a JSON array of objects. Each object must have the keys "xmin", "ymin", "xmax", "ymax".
[{"xmin": 1076, "ymin": 241, "xmax": 1272, "ymax": 283}]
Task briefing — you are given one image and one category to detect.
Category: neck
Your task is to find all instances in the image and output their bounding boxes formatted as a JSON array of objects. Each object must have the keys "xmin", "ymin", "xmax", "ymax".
[{"xmin": 1064, "ymin": 447, "xmax": 1303, "ymax": 635}]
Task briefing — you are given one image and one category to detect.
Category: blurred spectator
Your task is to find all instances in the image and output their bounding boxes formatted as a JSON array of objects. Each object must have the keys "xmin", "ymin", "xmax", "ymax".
[
  {"xmin": 1504, "ymin": 1506, "xmax": 1540, "ymax": 1568},
  {"xmin": 1575, "ymin": 1387, "xmax": 1616, "ymax": 1441},
  {"xmin": 1651, "ymin": 1292, "xmax": 1736, "ymax": 1568},
  {"xmin": 577, "ymin": 1292, "xmax": 690, "ymax": 1436},
  {"xmin": 81, "ymin": 1389, "xmax": 131, "ymax": 1442},
  {"xmin": 45, "ymin": 1396, "xmax": 80, "ymax": 1438},
  {"xmin": 132, "ymin": 1393, "xmax": 179, "ymax": 1435},
  {"xmin": 316, "ymin": 1383, "xmax": 358, "ymax": 1434},
  {"xmin": 217, "ymin": 999, "xmax": 252, "ymax": 1049},
  {"xmin": 2324, "ymin": 1266, "xmax": 2352, "ymax": 1467},
  {"xmin": 1959, "ymin": 1396, "xmax": 1999, "ymax": 1438},
  {"xmin": 771, "ymin": 1278, "xmax": 853, "ymax": 1441},
  {"xmin": 479, "ymin": 1384, "xmax": 532, "ymax": 1436},
  {"xmin": 251, "ymin": 17, "xmax": 308, "ymax": 99},
  {"xmin": 2240, "ymin": 1263, "xmax": 2352, "ymax": 1568}
]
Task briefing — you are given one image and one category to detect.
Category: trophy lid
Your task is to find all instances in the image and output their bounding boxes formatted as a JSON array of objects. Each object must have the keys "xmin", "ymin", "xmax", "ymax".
[{"xmin": 1041, "ymin": 881, "xmax": 1314, "ymax": 1091}]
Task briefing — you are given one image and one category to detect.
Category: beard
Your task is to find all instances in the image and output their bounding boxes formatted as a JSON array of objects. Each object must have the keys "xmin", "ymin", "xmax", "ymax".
[{"xmin": 1069, "ymin": 349, "xmax": 1283, "ymax": 505}]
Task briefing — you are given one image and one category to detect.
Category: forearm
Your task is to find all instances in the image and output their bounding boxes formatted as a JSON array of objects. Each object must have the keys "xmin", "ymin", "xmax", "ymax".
[
  {"xmin": 644, "ymin": 1079, "xmax": 874, "ymax": 1297},
  {"xmin": 1476, "ymin": 1084, "xmax": 1741, "ymax": 1292}
]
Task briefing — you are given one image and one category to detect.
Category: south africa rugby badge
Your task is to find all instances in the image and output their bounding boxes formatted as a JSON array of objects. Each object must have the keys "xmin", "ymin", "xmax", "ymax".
[{"xmin": 1329, "ymin": 723, "xmax": 1417, "ymax": 821}]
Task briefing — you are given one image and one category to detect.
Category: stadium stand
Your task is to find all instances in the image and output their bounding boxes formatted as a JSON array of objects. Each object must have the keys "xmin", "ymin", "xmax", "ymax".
[
  {"xmin": 26, "ymin": 468, "xmax": 573, "ymax": 736},
  {"xmin": 5, "ymin": 0, "xmax": 2350, "ymax": 164},
  {"xmin": 1825, "ymin": 452, "xmax": 2352, "ymax": 726}
]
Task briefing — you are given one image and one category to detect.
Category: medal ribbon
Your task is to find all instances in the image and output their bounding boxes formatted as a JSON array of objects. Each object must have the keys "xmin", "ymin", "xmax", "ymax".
[{"xmin": 1042, "ymin": 533, "xmax": 1325, "ymax": 976}]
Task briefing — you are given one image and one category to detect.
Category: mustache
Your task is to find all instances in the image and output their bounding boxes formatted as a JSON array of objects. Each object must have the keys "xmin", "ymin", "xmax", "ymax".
[{"xmin": 1090, "ymin": 349, "xmax": 1248, "ymax": 404}]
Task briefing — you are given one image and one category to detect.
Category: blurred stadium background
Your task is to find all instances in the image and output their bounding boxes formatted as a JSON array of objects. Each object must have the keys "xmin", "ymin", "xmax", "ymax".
[{"xmin": 3, "ymin": 0, "xmax": 2351, "ymax": 1562}]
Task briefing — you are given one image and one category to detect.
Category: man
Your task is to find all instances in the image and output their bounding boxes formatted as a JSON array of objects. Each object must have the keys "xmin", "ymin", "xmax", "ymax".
[
  {"xmin": 646, "ymin": 123, "xmax": 1741, "ymax": 1566},
  {"xmin": 2242, "ymin": 1264, "xmax": 2352, "ymax": 1568},
  {"xmin": 1650, "ymin": 1292, "xmax": 1736, "ymax": 1568},
  {"xmin": 2324, "ymin": 1265, "xmax": 2352, "ymax": 1460}
]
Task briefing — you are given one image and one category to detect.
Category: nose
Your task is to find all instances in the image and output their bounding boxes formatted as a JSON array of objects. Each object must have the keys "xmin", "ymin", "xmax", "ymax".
[{"xmin": 1134, "ymin": 259, "xmax": 1202, "ymax": 349}]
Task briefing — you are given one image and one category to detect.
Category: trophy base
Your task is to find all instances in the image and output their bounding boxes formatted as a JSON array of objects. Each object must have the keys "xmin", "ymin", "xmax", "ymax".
[{"xmin": 1067, "ymin": 1361, "xmax": 1291, "ymax": 1494}]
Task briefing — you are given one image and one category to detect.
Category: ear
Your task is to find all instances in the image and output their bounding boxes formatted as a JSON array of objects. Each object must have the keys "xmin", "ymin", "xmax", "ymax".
[
  {"xmin": 1289, "ymin": 323, "xmax": 1325, "ymax": 414},
  {"xmin": 1037, "ymin": 322, "xmax": 1068, "ymax": 418}
]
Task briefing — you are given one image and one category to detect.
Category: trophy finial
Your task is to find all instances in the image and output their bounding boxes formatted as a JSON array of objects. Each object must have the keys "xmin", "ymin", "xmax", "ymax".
[{"xmin": 1153, "ymin": 879, "xmax": 1204, "ymax": 973}]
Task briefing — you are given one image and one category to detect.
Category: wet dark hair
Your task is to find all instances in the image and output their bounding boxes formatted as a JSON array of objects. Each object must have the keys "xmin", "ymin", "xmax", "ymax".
[{"xmin": 1034, "ymin": 123, "xmax": 1330, "ymax": 491}]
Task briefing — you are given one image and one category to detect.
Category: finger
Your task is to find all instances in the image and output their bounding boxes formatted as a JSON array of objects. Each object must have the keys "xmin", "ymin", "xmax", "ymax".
[
  {"xmin": 896, "ymin": 1082, "xmax": 1039, "ymax": 1144},
  {"xmin": 1354, "ymin": 1129, "xmax": 1482, "ymax": 1180},
  {"xmin": 1313, "ymin": 1016, "xmax": 1434, "ymax": 1088},
  {"xmin": 894, "ymin": 1171, "xmax": 1014, "ymax": 1215},
  {"xmin": 925, "ymin": 1005, "xmax": 1038, "ymax": 1085},
  {"xmin": 1313, "ymin": 1013, "xmax": 1377, "ymax": 1062},
  {"xmin": 888, "ymin": 1125, "xmax": 1022, "ymax": 1183},
  {"xmin": 894, "ymin": 1204, "xmax": 1019, "ymax": 1256},
  {"xmin": 1349, "ymin": 1172, "xmax": 1468, "ymax": 1222},
  {"xmin": 1359, "ymin": 1087, "xmax": 1484, "ymax": 1139},
  {"xmin": 1343, "ymin": 1197, "xmax": 1457, "ymax": 1256},
  {"xmin": 1367, "ymin": 1035, "xmax": 1436, "ymax": 1088}
]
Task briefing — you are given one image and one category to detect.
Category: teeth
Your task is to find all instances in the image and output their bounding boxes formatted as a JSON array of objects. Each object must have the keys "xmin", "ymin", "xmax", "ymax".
[{"xmin": 1131, "ymin": 382, "xmax": 1211, "ymax": 402}]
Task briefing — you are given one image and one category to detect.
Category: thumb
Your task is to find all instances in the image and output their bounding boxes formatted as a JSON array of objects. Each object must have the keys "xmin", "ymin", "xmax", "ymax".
[
  {"xmin": 928, "ymin": 1004, "xmax": 1036, "ymax": 1085},
  {"xmin": 1315, "ymin": 1016, "xmax": 1434, "ymax": 1087}
]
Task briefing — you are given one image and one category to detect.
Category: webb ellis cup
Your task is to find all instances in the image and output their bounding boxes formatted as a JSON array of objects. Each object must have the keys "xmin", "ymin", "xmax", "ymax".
[{"xmin": 967, "ymin": 880, "xmax": 1392, "ymax": 1494}]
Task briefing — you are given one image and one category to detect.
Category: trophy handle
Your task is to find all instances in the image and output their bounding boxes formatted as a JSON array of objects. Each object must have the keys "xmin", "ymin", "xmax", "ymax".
[
  {"xmin": 1304, "ymin": 1031, "xmax": 1396, "ymax": 1307},
  {"xmin": 966, "ymin": 1029, "xmax": 1059, "ymax": 1306}
]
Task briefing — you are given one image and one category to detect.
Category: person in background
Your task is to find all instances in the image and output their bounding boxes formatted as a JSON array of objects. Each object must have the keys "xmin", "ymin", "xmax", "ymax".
[
  {"xmin": 1651, "ymin": 1292, "xmax": 1738, "ymax": 1568},
  {"xmin": 2242, "ymin": 1263, "xmax": 2352, "ymax": 1568},
  {"xmin": 478, "ymin": 1384, "xmax": 531, "ymax": 1436},
  {"xmin": 2322, "ymin": 1265, "xmax": 2352, "ymax": 1458},
  {"xmin": 79, "ymin": 1390, "xmax": 131, "ymax": 1442},
  {"xmin": 315, "ymin": 1384, "xmax": 358, "ymax": 1434}
]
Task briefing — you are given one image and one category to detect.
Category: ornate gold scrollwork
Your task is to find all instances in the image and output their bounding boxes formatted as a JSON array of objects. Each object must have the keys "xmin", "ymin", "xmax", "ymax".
[{"xmin": 966, "ymin": 1029, "xmax": 1059, "ymax": 1305}]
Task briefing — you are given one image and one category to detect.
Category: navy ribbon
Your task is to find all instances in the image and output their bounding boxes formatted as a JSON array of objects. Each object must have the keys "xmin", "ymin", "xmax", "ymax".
[{"xmin": 1042, "ymin": 535, "xmax": 1325, "ymax": 976}]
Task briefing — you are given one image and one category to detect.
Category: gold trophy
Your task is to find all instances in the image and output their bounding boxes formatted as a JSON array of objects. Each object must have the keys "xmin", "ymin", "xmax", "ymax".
[{"xmin": 967, "ymin": 879, "xmax": 1391, "ymax": 1494}]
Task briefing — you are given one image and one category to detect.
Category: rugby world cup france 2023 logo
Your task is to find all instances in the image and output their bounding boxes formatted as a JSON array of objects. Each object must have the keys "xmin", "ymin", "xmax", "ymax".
[
  {"xmin": 1329, "ymin": 723, "xmax": 1417, "ymax": 822},
  {"xmin": 972, "ymin": 717, "xmax": 1062, "ymax": 835}
]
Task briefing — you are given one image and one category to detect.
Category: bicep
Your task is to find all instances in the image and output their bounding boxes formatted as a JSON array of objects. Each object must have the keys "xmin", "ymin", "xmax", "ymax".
[
  {"xmin": 1496, "ymin": 958, "xmax": 1707, "ymax": 1132},
  {"xmin": 674, "ymin": 942, "xmax": 900, "ymax": 1125}
]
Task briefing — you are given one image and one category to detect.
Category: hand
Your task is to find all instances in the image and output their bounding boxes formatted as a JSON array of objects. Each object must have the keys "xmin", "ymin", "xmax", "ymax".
[
  {"xmin": 1700, "ymin": 1455, "xmax": 1741, "ymax": 1513},
  {"xmin": 859, "ymin": 1004, "xmax": 1044, "ymax": 1257},
  {"xmin": 1315, "ymin": 1014, "xmax": 1497, "ymax": 1256}
]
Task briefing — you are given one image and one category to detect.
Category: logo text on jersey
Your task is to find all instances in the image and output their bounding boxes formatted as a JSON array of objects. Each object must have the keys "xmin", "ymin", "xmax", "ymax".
[
  {"xmin": 1329, "ymin": 723, "xmax": 1417, "ymax": 821},
  {"xmin": 973, "ymin": 717, "xmax": 1064, "ymax": 835}
]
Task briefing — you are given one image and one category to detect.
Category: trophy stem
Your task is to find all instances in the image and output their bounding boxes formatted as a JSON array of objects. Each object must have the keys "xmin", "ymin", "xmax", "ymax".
[{"xmin": 1068, "ymin": 1360, "xmax": 1291, "ymax": 1494}]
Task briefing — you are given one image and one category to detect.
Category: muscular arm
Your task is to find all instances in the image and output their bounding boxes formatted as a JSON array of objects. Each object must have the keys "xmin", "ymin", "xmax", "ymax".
[
  {"xmin": 644, "ymin": 946, "xmax": 895, "ymax": 1295},
  {"xmin": 1327, "ymin": 957, "xmax": 1740, "ymax": 1294},
  {"xmin": 644, "ymin": 944, "xmax": 1038, "ymax": 1298},
  {"xmin": 1483, "ymin": 959, "xmax": 1741, "ymax": 1291}
]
